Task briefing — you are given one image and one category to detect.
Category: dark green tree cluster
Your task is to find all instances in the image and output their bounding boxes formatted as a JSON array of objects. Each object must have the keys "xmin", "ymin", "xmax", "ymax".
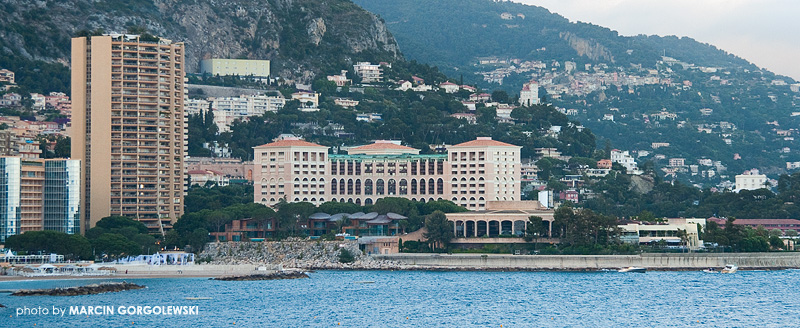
[
  {"xmin": 552, "ymin": 203, "xmax": 620, "ymax": 248},
  {"xmin": 702, "ymin": 218, "xmax": 784, "ymax": 252},
  {"xmin": 184, "ymin": 184, "xmax": 254, "ymax": 214},
  {"xmin": 86, "ymin": 216, "xmax": 157, "ymax": 260},
  {"xmin": 4, "ymin": 231, "xmax": 91, "ymax": 260},
  {"xmin": 580, "ymin": 171, "xmax": 800, "ymax": 221},
  {"xmin": 168, "ymin": 202, "xmax": 275, "ymax": 252}
]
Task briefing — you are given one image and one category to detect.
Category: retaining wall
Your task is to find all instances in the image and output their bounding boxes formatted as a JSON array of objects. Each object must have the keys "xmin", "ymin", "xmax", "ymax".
[{"xmin": 374, "ymin": 253, "xmax": 800, "ymax": 270}]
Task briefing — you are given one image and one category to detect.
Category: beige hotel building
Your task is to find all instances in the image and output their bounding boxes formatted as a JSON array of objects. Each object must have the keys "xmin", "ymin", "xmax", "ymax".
[
  {"xmin": 253, "ymin": 137, "xmax": 521, "ymax": 210},
  {"xmin": 71, "ymin": 34, "xmax": 186, "ymax": 233}
]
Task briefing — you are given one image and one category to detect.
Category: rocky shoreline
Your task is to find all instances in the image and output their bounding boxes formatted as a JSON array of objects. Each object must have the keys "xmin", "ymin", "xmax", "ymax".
[
  {"xmin": 11, "ymin": 282, "xmax": 145, "ymax": 296},
  {"xmin": 199, "ymin": 242, "xmax": 800, "ymax": 272},
  {"xmin": 212, "ymin": 271, "xmax": 310, "ymax": 281}
]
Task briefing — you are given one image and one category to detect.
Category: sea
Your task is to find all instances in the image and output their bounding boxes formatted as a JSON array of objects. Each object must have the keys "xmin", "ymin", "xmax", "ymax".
[{"xmin": 1, "ymin": 269, "xmax": 798, "ymax": 327}]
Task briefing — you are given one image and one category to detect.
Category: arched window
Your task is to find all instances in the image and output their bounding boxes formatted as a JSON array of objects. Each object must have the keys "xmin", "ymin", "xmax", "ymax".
[
  {"xmin": 399, "ymin": 179, "xmax": 408, "ymax": 195},
  {"xmin": 347, "ymin": 179, "xmax": 354, "ymax": 195},
  {"xmin": 339, "ymin": 179, "xmax": 346, "ymax": 195},
  {"xmin": 376, "ymin": 179, "xmax": 385, "ymax": 195},
  {"xmin": 388, "ymin": 179, "xmax": 396, "ymax": 195},
  {"xmin": 419, "ymin": 178, "xmax": 426, "ymax": 194},
  {"xmin": 365, "ymin": 198, "xmax": 373, "ymax": 205},
  {"xmin": 355, "ymin": 198, "xmax": 361, "ymax": 205},
  {"xmin": 331, "ymin": 178, "xmax": 338, "ymax": 194},
  {"xmin": 411, "ymin": 179, "xmax": 418, "ymax": 194},
  {"xmin": 365, "ymin": 179, "xmax": 373, "ymax": 195},
  {"xmin": 437, "ymin": 178, "xmax": 444, "ymax": 194},
  {"xmin": 355, "ymin": 179, "xmax": 362, "ymax": 195},
  {"xmin": 428, "ymin": 179, "xmax": 435, "ymax": 194}
]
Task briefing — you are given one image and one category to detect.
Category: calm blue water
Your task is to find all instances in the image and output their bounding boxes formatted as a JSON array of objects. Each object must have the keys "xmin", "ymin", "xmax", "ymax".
[{"xmin": 1, "ymin": 270, "xmax": 798, "ymax": 327}]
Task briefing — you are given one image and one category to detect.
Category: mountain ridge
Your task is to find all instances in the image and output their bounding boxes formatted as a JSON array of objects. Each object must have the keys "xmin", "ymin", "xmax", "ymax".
[{"xmin": 0, "ymin": 0, "xmax": 400, "ymax": 85}]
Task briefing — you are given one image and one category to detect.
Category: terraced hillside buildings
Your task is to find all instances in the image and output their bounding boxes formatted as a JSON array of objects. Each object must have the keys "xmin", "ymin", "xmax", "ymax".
[
  {"xmin": 253, "ymin": 137, "xmax": 521, "ymax": 210},
  {"xmin": 71, "ymin": 34, "xmax": 186, "ymax": 233}
]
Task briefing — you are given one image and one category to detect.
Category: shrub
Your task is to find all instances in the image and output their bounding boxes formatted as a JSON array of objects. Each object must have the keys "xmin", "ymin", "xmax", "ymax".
[{"xmin": 338, "ymin": 248, "xmax": 355, "ymax": 263}]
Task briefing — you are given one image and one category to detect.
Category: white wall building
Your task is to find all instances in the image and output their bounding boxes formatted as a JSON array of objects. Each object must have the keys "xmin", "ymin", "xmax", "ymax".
[
  {"xmin": 353, "ymin": 62, "xmax": 383, "ymax": 83},
  {"xmin": 735, "ymin": 173, "xmax": 768, "ymax": 192},
  {"xmin": 519, "ymin": 80, "xmax": 540, "ymax": 106},
  {"xmin": 611, "ymin": 149, "xmax": 642, "ymax": 175}
]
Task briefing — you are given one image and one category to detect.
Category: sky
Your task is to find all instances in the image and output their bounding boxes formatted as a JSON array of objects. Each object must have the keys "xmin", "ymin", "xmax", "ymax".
[{"xmin": 514, "ymin": 0, "xmax": 800, "ymax": 81}]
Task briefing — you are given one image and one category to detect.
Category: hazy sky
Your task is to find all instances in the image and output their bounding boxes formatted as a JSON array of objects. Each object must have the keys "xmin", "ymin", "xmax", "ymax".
[{"xmin": 514, "ymin": 0, "xmax": 800, "ymax": 81}]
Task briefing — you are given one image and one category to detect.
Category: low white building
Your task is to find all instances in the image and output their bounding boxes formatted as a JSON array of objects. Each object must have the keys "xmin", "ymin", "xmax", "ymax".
[
  {"xmin": 291, "ymin": 91, "xmax": 320, "ymax": 111},
  {"xmin": 618, "ymin": 218, "xmax": 706, "ymax": 250},
  {"xmin": 735, "ymin": 173, "xmax": 768, "ymax": 192},
  {"xmin": 611, "ymin": 149, "xmax": 641, "ymax": 174}
]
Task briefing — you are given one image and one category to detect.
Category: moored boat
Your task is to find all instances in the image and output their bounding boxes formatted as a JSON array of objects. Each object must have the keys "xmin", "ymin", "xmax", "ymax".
[
  {"xmin": 702, "ymin": 264, "xmax": 738, "ymax": 273},
  {"xmin": 618, "ymin": 267, "xmax": 646, "ymax": 273}
]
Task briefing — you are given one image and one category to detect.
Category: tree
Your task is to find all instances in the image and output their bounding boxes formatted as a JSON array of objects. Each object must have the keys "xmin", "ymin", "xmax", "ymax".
[
  {"xmin": 338, "ymin": 248, "xmax": 356, "ymax": 263},
  {"xmin": 275, "ymin": 201, "xmax": 316, "ymax": 237},
  {"xmin": 317, "ymin": 201, "xmax": 362, "ymax": 214},
  {"xmin": 95, "ymin": 216, "xmax": 148, "ymax": 234},
  {"xmin": 491, "ymin": 90, "xmax": 509, "ymax": 103},
  {"xmin": 525, "ymin": 216, "xmax": 546, "ymax": 242},
  {"xmin": 769, "ymin": 235, "xmax": 784, "ymax": 250},
  {"xmin": 372, "ymin": 197, "xmax": 415, "ymax": 215},
  {"xmin": 4, "ymin": 231, "xmax": 91, "ymax": 260},
  {"xmin": 423, "ymin": 211, "xmax": 454, "ymax": 251},
  {"xmin": 91, "ymin": 233, "xmax": 142, "ymax": 260}
]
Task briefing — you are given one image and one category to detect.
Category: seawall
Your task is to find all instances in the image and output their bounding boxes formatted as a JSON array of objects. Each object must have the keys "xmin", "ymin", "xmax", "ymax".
[{"xmin": 374, "ymin": 253, "xmax": 800, "ymax": 270}]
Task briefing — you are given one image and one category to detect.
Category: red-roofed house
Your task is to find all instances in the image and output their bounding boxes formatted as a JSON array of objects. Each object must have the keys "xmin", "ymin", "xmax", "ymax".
[{"xmin": 440, "ymin": 82, "xmax": 459, "ymax": 93}]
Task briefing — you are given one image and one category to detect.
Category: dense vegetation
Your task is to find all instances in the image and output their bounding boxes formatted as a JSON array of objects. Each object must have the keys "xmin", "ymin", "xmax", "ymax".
[
  {"xmin": 188, "ymin": 61, "xmax": 595, "ymax": 160},
  {"xmin": 354, "ymin": 0, "xmax": 755, "ymax": 74},
  {"xmin": 355, "ymin": 0, "xmax": 800, "ymax": 184},
  {"xmin": 6, "ymin": 216, "xmax": 161, "ymax": 261}
]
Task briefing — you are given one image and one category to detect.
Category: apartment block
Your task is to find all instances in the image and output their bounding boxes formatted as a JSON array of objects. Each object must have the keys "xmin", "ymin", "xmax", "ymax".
[
  {"xmin": 0, "ymin": 69, "xmax": 14, "ymax": 84},
  {"xmin": 254, "ymin": 137, "xmax": 521, "ymax": 211},
  {"xmin": 0, "ymin": 157, "xmax": 80, "ymax": 242},
  {"xmin": 210, "ymin": 94, "xmax": 285, "ymax": 132},
  {"xmin": 353, "ymin": 62, "xmax": 383, "ymax": 83},
  {"xmin": 71, "ymin": 34, "xmax": 186, "ymax": 233}
]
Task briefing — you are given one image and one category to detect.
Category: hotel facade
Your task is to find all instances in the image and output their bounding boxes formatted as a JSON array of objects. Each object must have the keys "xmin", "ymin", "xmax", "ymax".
[
  {"xmin": 71, "ymin": 34, "xmax": 186, "ymax": 233},
  {"xmin": 253, "ymin": 137, "xmax": 522, "ymax": 210}
]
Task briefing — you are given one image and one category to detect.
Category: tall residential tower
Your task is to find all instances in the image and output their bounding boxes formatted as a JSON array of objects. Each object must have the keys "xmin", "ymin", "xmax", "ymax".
[{"xmin": 71, "ymin": 34, "xmax": 186, "ymax": 233}]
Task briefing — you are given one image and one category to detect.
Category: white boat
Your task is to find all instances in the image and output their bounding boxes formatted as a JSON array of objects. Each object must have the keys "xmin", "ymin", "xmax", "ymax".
[
  {"xmin": 702, "ymin": 265, "xmax": 738, "ymax": 274},
  {"xmin": 618, "ymin": 267, "xmax": 646, "ymax": 273}
]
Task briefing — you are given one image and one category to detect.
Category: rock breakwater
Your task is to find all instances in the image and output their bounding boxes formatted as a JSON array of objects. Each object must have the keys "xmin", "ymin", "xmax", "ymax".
[
  {"xmin": 11, "ymin": 282, "xmax": 145, "ymax": 296},
  {"xmin": 200, "ymin": 240, "xmax": 406, "ymax": 270},
  {"xmin": 212, "ymin": 271, "xmax": 309, "ymax": 281}
]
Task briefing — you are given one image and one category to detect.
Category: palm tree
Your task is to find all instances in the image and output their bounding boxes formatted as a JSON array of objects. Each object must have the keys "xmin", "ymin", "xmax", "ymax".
[{"xmin": 676, "ymin": 229, "xmax": 689, "ymax": 252}]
